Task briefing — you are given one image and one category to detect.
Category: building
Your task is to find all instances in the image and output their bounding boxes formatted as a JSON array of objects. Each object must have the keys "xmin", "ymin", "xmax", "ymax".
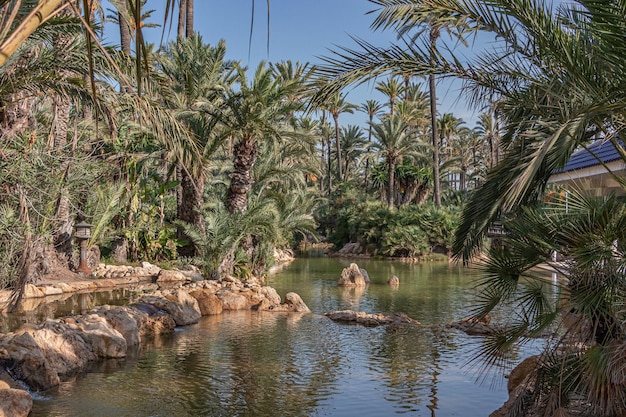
[{"xmin": 547, "ymin": 139, "xmax": 626, "ymax": 195}]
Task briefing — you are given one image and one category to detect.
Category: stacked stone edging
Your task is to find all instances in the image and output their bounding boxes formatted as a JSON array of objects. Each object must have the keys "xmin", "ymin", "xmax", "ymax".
[{"xmin": 0, "ymin": 270, "xmax": 310, "ymax": 415}]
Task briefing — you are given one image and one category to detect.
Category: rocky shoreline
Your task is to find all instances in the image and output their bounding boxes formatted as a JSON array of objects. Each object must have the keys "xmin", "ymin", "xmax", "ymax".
[
  {"xmin": 0, "ymin": 260, "xmax": 538, "ymax": 417},
  {"xmin": 0, "ymin": 262, "xmax": 308, "ymax": 417}
]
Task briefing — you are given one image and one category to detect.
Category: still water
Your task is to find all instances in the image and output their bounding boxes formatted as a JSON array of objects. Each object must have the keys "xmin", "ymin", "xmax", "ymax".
[{"xmin": 30, "ymin": 257, "xmax": 537, "ymax": 417}]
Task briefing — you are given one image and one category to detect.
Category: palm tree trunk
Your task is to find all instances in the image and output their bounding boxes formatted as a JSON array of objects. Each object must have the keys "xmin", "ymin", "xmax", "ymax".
[
  {"xmin": 185, "ymin": 0, "xmax": 194, "ymax": 38},
  {"xmin": 364, "ymin": 117, "xmax": 373, "ymax": 191},
  {"xmin": 327, "ymin": 136, "xmax": 332, "ymax": 196},
  {"xmin": 429, "ymin": 28, "xmax": 441, "ymax": 207},
  {"xmin": 51, "ymin": 95, "xmax": 70, "ymax": 150},
  {"xmin": 119, "ymin": 12, "xmax": 131, "ymax": 55},
  {"xmin": 227, "ymin": 137, "xmax": 258, "ymax": 213},
  {"xmin": 460, "ymin": 166, "xmax": 466, "ymax": 191},
  {"xmin": 0, "ymin": 90, "xmax": 36, "ymax": 140},
  {"xmin": 333, "ymin": 114, "xmax": 343, "ymax": 181},
  {"xmin": 177, "ymin": 0, "xmax": 187, "ymax": 39},
  {"xmin": 178, "ymin": 169, "xmax": 205, "ymax": 228},
  {"xmin": 388, "ymin": 158, "xmax": 396, "ymax": 209},
  {"xmin": 176, "ymin": 164, "xmax": 205, "ymax": 257}
]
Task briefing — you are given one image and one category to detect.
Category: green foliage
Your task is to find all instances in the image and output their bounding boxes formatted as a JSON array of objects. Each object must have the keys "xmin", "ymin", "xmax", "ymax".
[
  {"xmin": 179, "ymin": 188, "xmax": 317, "ymax": 279},
  {"xmin": 473, "ymin": 191, "xmax": 626, "ymax": 416},
  {"xmin": 323, "ymin": 199, "xmax": 459, "ymax": 257},
  {"xmin": 0, "ymin": 205, "xmax": 26, "ymax": 289}
]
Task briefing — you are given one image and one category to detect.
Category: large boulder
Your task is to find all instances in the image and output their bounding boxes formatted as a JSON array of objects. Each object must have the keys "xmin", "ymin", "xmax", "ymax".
[
  {"xmin": 95, "ymin": 305, "xmax": 143, "ymax": 346},
  {"xmin": 0, "ymin": 322, "xmax": 96, "ymax": 390},
  {"xmin": 338, "ymin": 242, "xmax": 362, "ymax": 255},
  {"xmin": 447, "ymin": 315, "xmax": 496, "ymax": 336},
  {"xmin": 507, "ymin": 355, "xmax": 539, "ymax": 394},
  {"xmin": 217, "ymin": 291, "xmax": 249, "ymax": 311},
  {"xmin": 138, "ymin": 290, "xmax": 201, "ymax": 326},
  {"xmin": 338, "ymin": 263, "xmax": 368, "ymax": 287},
  {"xmin": 360, "ymin": 268, "xmax": 370, "ymax": 284},
  {"xmin": 0, "ymin": 382, "xmax": 32, "ymax": 417},
  {"xmin": 283, "ymin": 292, "xmax": 310, "ymax": 313},
  {"xmin": 259, "ymin": 287, "xmax": 282, "ymax": 305},
  {"xmin": 490, "ymin": 355, "xmax": 539, "ymax": 417},
  {"xmin": 71, "ymin": 315, "xmax": 127, "ymax": 358},
  {"xmin": 156, "ymin": 269, "xmax": 189, "ymax": 284},
  {"xmin": 189, "ymin": 289, "xmax": 223, "ymax": 316},
  {"xmin": 256, "ymin": 292, "xmax": 311, "ymax": 313},
  {"xmin": 387, "ymin": 276, "xmax": 399, "ymax": 286}
]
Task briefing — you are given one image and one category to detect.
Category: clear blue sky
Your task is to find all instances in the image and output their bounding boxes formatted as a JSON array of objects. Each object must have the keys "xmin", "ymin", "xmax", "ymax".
[{"xmin": 102, "ymin": 0, "xmax": 478, "ymax": 128}]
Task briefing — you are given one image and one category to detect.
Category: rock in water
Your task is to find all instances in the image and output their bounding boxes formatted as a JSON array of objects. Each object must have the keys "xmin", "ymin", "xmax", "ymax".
[{"xmin": 338, "ymin": 263, "xmax": 368, "ymax": 287}]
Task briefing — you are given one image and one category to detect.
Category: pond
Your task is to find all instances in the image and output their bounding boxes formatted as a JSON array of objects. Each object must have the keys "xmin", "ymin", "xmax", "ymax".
[{"xmin": 30, "ymin": 257, "xmax": 539, "ymax": 417}]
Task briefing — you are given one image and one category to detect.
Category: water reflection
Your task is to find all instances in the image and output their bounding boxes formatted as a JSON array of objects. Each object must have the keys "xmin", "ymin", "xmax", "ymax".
[
  {"xmin": 0, "ymin": 289, "xmax": 139, "ymax": 332},
  {"xmin": 30, "ymin": 258, "xmax": 540, "ymax": 417}
]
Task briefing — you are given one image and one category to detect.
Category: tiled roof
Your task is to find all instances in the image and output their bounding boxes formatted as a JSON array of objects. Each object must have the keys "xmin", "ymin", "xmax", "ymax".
[{"xmin": 561, "ymin": 140, "xmax": 623, "ymax": 172}]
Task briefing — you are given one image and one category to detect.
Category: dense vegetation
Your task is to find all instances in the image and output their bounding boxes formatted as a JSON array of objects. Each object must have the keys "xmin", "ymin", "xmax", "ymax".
[{"xmin": 0, "ymin": 1, "xmax": 492, "ymax": 293}]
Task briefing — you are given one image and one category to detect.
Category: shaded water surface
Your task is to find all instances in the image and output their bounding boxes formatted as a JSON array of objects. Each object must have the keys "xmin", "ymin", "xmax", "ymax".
[{"xmin": 30, "ymin": 257, "xmax": 537, "ymax": 416}]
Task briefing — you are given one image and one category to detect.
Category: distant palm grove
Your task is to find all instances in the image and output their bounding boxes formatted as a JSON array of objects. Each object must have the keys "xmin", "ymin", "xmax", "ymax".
[{"xmin": 2, "ymin": 1, "xmax": 626, "ymax": 416}]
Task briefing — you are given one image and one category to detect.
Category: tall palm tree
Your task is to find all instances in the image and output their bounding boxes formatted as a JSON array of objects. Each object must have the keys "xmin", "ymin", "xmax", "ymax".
[
  {"xmin": 474, "ymin": 111, "xmax": 499, "ymax": 169},
  {"xmin": 339, "ymin": 124, "xmax": 367, "ymax": 182},
  {"xmin": 370, "ymin": 115, "xmax": 414, "ymax": 209},
  {"xmin": 376, "ymin": 76, "xmax": 404, "ymax": 116},
  {"xmin": 403, "ymin": 0, "xmax": 626, "ymax": 260},
  {"xmin": 175, "ymin": 0, "xmax": 193, "ymax": 39},
  {"xmin": 221, "ymin": 62, "xmax": 302, "ymax": 213},
  {"xmin": 326, "ymin": 93, "xmax": 357, "ymax": 183},
  {"xmin": 107, "ymin": 0, "xmax": 158, "ymax": 55},
  {"xmin": 157, "ymin": 35, "xmax": 235, "ymax": 230},
  {"xmin": 270, "ymin": 60, "xmax": 316, "ymax": 110},
  {"xmin": 359, "ymin": 99, "xmax": 384, "ymax": 190}
]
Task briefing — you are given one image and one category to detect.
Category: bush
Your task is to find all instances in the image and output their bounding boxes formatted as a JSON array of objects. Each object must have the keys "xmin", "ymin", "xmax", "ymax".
[{"xmin": 321, "ymin": 199, "xmax": 459, "ymax": 258}]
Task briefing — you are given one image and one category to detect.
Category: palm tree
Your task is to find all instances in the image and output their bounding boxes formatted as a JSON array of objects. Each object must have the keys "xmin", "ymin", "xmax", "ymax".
[
  {"xmin": 107, "ymin": 0, "xmax": 158, "ymax": 55},
  {"xmin": 339, "ymin": 125, "xmax": 367, "ymax": 182},
  {"xmin": 270, "ymin": 60, "xmax": 316, "ymax": 109},
  {"xmin": 474, "ymin": 112, "xmax": 499, "ymax": 169},
  {"xmin": 376, "ymin": 76, "xmax": 404, "ymax": 116},
  {"xmin": 221, "ymin": 62, "xmax": 302, "ymax": 213},
  {"xmin": 400, "ymin": 0, "xmax": 626, "ymax": 260},
  {"xmin": 175, "ymin": 0, "xmax": 194, "ymax": 39},
  {"xmin": 314, "ymin": 0, "xmax": 474, "ymax": 207},
  {"xmin": 473, "ymin": 191, "xmax": 626, "ymax": 417},
  {"xmin": 156, "ymin": 36, "xmax": 235, "ymax": 230},
  {"xmin": 370, "ymin": 116, "xmax": 414, "ymax": 209},
  {"xmin": 326, "ymin": 93, "xmax": 357, "ymax": 183},
  {"xmin": 437, "ymin": 113, "xmax": 464, "ymax": 191},
  {"xmin": 318, "ymin": 120, "xmax": 334, "ymax": 195},
  {"xmin": 359, "ymin": 99, "xmax": 384, "ymax": 190}
]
